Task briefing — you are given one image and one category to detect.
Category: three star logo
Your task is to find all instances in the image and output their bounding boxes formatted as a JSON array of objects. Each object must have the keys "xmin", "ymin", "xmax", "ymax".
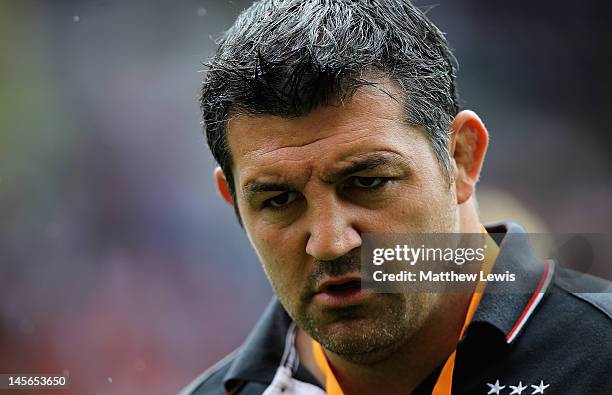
[{"xmin": 485, "ymin": 380, "xmax": 549, "ymax": 394}]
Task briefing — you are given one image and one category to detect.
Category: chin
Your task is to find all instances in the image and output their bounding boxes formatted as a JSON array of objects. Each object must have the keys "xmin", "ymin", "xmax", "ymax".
[
  {"xmin": 317, "ymin": 317, "xmax": 411, "ymax": 364},
  {"xmin": 293, "ymin": 292, "xmax": 435, "ymax": 363},
  {"xmin": 300, "ymin": 301, "xmax": 418, "ymax": 364}
]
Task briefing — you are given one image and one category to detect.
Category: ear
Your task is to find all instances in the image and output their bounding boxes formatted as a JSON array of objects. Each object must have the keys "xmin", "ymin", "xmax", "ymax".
[
  {"xmin": 450, "ymin": 110, "xmax": 489, "ymax": 204},
  {"xmin": 215, "ymin": 167, "xmax": 234, "ymax": 206}
]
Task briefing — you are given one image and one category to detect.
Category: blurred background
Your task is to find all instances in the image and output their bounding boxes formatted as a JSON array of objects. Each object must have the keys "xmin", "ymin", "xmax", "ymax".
[{"xmin": 1, "ymin": 0, "xmax": 611, "ymax": 394}]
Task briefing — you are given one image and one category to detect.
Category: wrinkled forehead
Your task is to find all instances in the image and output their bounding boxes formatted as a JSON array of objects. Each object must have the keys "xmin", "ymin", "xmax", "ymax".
[
  {"xmin": 225, "ymin": 82, "xmax": 415, "ymax": 165},
  {"xmin": 223, "ymin": 87, "xmax": 435, "ymax": 201}
]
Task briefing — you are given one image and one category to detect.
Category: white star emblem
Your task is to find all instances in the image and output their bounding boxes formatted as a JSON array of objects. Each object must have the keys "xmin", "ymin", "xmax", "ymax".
[
  {"xmin": 531, "ymin": 380, "xmax": 550, "ymax": 394},
  {"xmin": 509, "ymin": 381, "xmax": 528, "ymax": 394},
  {"xmin": 487, "ymin": 380, "xmax": 506, "ymax": 395}
]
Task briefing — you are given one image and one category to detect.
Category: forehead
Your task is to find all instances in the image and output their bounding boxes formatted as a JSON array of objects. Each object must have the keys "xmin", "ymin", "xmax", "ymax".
[{"xmin": 226, "ymin": 83, "xmax": 429, "ymax": 187}]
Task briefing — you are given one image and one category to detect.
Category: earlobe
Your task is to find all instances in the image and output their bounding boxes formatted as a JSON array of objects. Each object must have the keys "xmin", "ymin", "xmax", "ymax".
[
  {"xmin": 215, "ymin": 167, "xmax": 234, "ymax": 206},
  {"xmin": 450, "ymin": 110, "xmax": 489, "ymax": 204}
]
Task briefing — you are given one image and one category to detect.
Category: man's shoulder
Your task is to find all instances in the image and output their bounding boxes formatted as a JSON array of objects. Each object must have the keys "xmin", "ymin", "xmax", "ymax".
[
  {"xmin": 531, "ymin": 266, "xmax": 612, "ymax": 362},
  {"xmin": 551, "ymin": 266, "xmax": 612, "ymax": 323},
  {"xmin": 179, "ymin": 348, "xmax": 272, "ymax": 395},
  {"xmin": 512, "ymin": 268, "xmax": 612, "ymax": 391},
  {"xmin": 178, "ymin": 349, "xmax": 238, "ymax": 395},
  {"xmin": 560, "ymin": 290, "xmax": 612, "ymax": 321}
]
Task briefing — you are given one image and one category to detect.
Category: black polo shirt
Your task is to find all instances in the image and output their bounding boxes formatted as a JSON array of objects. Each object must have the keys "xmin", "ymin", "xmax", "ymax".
[{"xmin": 181, "ymin": 222, "xmax": 612, "ymax": 394}]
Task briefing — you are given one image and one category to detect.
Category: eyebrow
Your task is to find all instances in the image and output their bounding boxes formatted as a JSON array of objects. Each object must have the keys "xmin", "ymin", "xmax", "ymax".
[
  {"xmin": 322, "ymin": 154, "xmax": 402, "ymax": 184},
  {"xmin": 241, "ymin": 152, "xmax": 409, "ymax": 204}
]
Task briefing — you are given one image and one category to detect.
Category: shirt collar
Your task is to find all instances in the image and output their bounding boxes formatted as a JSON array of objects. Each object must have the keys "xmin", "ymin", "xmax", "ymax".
[{"xmin": 471, "ymin": 221, "xmax": 555, "ymax": 345}]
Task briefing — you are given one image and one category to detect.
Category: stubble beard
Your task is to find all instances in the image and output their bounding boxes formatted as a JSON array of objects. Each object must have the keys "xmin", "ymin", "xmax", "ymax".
[
  {"xmin": 267, "ymin": 248, "xmax": 443, "ymax": 365},
  {"xmin": 294, "ymin": 292, "xmax": 437, "ymax": 365}
]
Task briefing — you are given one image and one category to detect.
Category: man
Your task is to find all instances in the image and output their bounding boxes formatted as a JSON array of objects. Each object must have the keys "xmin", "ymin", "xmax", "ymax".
[{"xmin": 182, "ymin": 1, "xmax": 612, "ymax": 394}]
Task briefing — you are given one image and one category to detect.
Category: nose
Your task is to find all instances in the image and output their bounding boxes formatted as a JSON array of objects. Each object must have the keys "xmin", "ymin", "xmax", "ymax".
[{"xmin": 305, "ymin": 198, "xmax": 362, "ymax": 261}]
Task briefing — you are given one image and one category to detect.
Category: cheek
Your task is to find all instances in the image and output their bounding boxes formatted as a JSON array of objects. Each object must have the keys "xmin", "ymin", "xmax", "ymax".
[
  {"xmin": 385, "ymin": 176, "xmax": 455, "ymax": 231},
  {"xmin": 248, "ymin": 219, "xmax": 294, "ymax": 261},
  {"xmin": 246, "ymin": 222, "xmax": 307, "ymax": 295}
]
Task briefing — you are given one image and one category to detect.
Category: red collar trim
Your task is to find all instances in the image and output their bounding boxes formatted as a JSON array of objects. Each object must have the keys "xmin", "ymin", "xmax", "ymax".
[{"xmin": 506, "ymin": 259, "xmax": 555, "ymax": 344}]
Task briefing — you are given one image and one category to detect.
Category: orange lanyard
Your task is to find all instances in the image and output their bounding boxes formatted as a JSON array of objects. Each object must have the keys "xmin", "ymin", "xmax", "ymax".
[{"xmin": 312, "ymin": 229, "xmax": 498, "ymax": 395}]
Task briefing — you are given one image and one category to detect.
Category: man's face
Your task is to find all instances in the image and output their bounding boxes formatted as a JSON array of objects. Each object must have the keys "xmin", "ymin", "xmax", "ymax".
[{"xmin": 224, "ymin": 83, "xmax": 460, "ymax": 360}]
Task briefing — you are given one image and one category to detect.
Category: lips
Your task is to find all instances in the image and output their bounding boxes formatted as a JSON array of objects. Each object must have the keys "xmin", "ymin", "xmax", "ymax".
[
  {"xmin": 316, "ymin": 276, "xmax": 362, "ymax": 294},
  {"xmin": 314, "ymin": 276, "xmax": 369, "ymax": 307}
]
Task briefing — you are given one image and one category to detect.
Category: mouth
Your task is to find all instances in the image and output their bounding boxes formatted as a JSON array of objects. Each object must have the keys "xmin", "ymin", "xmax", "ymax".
[
  {"xmin": 315, "ymin": 277, "xmax": 369, "ymax": 307},
  {"xmin": 324, "ymin": 279, "xmax": 362, "ymax": 293}
]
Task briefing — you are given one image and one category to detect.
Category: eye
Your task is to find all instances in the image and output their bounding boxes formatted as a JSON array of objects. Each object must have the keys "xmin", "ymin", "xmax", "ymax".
[
  {"xmin": 351, "ymin": 176, "xmax": 384, "ymax": 188},
  {"xmin": 266, "ymin": 191, "xmax": 299, "ymax": 208}
]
